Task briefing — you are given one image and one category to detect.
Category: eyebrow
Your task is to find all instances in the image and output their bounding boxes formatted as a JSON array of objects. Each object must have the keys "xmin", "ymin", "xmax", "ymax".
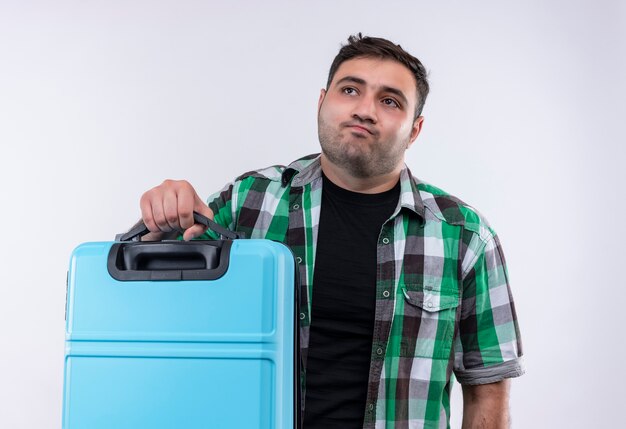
[{"xmin": 334, "ymin": 75, "xmax": 409, "ymax": 107}]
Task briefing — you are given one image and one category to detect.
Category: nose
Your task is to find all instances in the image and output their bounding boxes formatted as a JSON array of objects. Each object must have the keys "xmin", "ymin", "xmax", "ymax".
[{"xmin": 351, "ymin": 94, "xmax": 378, "ymax": 124}]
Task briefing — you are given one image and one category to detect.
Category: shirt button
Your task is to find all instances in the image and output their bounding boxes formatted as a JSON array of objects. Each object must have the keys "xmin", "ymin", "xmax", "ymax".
[
  {"xmin": 292, "ymin": 204, "xmax": 300, "ymax": 210},
  {"xmin": 368, "ymin": 403, "xmax": 374, "ymax": 411},
  {"xmin": 382, "ymin": 290, "xmax": 390, "ymax": 298},
  {"xmin": 426, "ymin": 302, "xmax": 433, "ymax": 309},
  {"xmin": 376, "ymin": 347, "xmax": 383, "ymax": 355},
  {"xmin": 296, "ymin": 257, "xmax": 302, "ymax": 264},
  {"xmin": 299, "ymin": 313, "xmax": 306, "ymax": 320},
  {"xmin": 382, "ymin": 237, "xmax": 390, "ymax": 244}
]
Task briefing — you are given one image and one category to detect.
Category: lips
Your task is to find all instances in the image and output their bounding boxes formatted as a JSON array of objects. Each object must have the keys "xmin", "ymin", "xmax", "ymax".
[{"xmin": 345, "ymin": 123, "xmax": 374, "ymax": 135}]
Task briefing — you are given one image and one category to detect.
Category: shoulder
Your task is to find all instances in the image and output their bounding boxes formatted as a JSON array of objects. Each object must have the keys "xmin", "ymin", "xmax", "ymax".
[
  {"xmin": 234, "ymin": 165, "xmax": 287, "ymax": 182},
  {"xmin": 415, "ymin": 178, "xmax": 495, "ymax": 242},
  {"xmin": 233, "ymin": 153, "xmax": 320, "ymax": 185}
]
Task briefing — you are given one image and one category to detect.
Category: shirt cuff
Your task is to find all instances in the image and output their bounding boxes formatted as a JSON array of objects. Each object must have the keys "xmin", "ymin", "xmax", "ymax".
[{"xmin": 454, "ymin": 357, "xmax": 525, "ymax": 385}]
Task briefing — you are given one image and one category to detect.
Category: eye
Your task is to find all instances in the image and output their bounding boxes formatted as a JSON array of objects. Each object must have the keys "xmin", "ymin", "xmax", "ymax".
[
  {"xmin": 382, "ymin": 98, "xmax": 400, "ymax": 108},
  {"xmin": 342, "ymin": 87, "xmax": 358, "ymax": 96}
]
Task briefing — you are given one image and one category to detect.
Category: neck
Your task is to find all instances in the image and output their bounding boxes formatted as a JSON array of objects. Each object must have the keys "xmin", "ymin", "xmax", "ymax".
[{"xmin": 320, "ymin": 154, "xmax": 402, "ymax": 194}]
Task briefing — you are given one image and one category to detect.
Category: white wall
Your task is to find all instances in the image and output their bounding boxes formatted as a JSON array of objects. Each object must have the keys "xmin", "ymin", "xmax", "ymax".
[{"xmin": 1, "ymin": 0, "xmax": 624, "ymax": 427}]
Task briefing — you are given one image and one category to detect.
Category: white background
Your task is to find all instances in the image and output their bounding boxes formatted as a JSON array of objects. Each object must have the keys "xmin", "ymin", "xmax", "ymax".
[{"xmin": 1, "ymin": 0, "xmax": 624, "ymax": 427}]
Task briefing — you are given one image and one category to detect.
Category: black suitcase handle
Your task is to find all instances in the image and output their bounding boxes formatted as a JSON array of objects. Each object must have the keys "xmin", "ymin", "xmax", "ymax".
[
  {"xmin": 116, "ymin": 212, "xmax": 244, "ymax": 242},
  {"xmin": 107, "ymin": 240, "xmax": 233, "ymax": 281}
]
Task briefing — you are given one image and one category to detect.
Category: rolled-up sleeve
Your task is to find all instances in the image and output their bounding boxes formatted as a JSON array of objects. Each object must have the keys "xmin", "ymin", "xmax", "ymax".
[{"xmin": 453, "ymin": 233, "xmax": 524, "ymax": 385}]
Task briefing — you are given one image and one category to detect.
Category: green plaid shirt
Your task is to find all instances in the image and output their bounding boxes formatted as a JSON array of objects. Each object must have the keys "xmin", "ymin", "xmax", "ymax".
[{"xmin": 202, "ymin": 154, "xmax": 524, "ymax": 428}]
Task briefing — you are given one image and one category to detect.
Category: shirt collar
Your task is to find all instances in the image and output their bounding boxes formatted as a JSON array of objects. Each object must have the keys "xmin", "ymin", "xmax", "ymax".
[{"xmin": 284, "ymin": 153, "xmax": 425, "ymax": 221}]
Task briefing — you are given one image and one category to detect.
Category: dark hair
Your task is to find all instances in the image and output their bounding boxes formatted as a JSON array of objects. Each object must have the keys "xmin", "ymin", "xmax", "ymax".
[{"xmin": 326, "ymin": 33, "xmax": 430, "ymax": 118}]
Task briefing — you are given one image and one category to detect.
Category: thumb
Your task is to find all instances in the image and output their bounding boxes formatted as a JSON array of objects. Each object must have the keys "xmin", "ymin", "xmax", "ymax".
[
  {"xmin": 182, "ymin": 203, "xmax": 215, "ymax": 241},
  {"xmin": 182, "ymin": 223, "xmax": 208, "ymax": 241}
]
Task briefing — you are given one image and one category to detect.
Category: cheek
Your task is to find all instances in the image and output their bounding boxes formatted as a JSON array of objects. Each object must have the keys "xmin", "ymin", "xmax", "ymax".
[
  {"xmin": 319, "ymin": 107, "xmax": 343, "ymax": 132},
  {"xmin": 320, "ymin": 95, "xmax": 351, "ymax": 119},
  {"xmin": 395, "ymin": 119, "xmax": 414, "ymax": 138}
]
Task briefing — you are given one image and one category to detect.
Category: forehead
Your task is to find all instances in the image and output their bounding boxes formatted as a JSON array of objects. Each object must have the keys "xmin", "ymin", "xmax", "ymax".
[{"xmin": 331, "ymin": 57, "xmax": 417, "ymax": 99}]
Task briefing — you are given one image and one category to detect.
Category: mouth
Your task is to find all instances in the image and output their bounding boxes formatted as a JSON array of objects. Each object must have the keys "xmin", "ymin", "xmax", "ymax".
[{"xmin": 345, "ymin": 124, "xmax": 374, "ymax": 135}]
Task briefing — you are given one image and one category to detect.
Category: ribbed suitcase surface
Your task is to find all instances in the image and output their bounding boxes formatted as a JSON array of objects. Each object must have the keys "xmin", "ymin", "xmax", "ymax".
[{"xmin": 63, "ymin": 239, "xmax": 297, "ymax": 429}]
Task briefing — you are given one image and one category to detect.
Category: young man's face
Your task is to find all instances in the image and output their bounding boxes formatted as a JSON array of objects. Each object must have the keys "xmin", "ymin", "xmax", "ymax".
[{"xmin": 317, "ymin": 57, "xmax": 424, "ymax": 179}]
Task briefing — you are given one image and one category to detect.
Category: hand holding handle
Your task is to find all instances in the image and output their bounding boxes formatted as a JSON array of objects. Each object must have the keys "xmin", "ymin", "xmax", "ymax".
[{"xmin": 116, "ymin": 212, "xmax": 244, "ymax": 242}]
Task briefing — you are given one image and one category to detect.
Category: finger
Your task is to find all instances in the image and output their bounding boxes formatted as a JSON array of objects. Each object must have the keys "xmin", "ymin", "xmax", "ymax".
[
  {"xmin": 151, "ymin": 196, "xmax": 172, "ymax": 232},
  {"xmin": 193, "ymin": 191, "xmax": 215, "ymax": 220},
  {"xmin": 177, "ymin": 187, "xmax": 196, "ymax": 230},
  {"xmin": 140, "ymin": 192, "xmax": 160, "ymax": 233},
  {"xmin": 140, "ymin": 231, "xmax": 165, "ymax": 242},
  {"xmin": 162, "ymin": 189, "xmax": 181, "ymax": 232},
  {"xmin": 182, "ymin": 194, "xmax": 212, "ymax": 240}
]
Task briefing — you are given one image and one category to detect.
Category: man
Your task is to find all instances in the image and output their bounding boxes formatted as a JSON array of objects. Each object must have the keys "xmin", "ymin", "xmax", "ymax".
[{"xmin": 138, "ymin": 34, "xmax": 524, "ymax": 428}]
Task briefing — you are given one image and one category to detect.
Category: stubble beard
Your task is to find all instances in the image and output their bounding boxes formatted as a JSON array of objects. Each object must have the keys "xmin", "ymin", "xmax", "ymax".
[{"xmin": 318, "ymin": 115, "xmax": 409, "ymax": 179}]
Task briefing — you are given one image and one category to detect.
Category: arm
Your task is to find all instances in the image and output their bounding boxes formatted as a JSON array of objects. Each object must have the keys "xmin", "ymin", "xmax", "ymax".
[
  {"xmin": 461, "ymin": 379, "xmax": 510, "ymax": 429},
  {"xmin": 454, "ymin": 232, "xmax": 523, "ymax": 426}
]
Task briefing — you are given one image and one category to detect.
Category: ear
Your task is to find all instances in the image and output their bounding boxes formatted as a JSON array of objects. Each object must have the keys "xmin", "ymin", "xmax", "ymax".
[
  {"xmin": 407, "ymin": 116, "xmax": 425, "ymax": 149},
  {"xmin": 317, "ymin": 88, "xmax": 327, "ymax": 114}
]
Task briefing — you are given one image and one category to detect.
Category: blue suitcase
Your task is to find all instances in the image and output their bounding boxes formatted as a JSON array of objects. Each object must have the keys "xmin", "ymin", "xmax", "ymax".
[{"xmin": 63, "ymin": 214, "xmax": 300, "ymax": 428}]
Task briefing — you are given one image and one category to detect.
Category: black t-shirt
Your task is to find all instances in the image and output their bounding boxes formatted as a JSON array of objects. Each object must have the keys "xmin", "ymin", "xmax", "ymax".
[{"xmin": 302, "ymin": 173, "xmax": 400, "ymax": 428}]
